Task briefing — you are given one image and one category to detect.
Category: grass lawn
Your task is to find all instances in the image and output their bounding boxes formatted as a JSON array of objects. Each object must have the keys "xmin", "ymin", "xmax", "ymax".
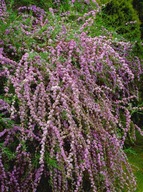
[{"xmin": 126, "ymin": 133, "xmax": 143, "ymax": 192}]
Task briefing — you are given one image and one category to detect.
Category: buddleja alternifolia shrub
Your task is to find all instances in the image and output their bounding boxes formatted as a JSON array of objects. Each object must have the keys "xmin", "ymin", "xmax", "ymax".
[{"xmin": 0, "ymin": 0, "xmax": 143, "ymax": 191}]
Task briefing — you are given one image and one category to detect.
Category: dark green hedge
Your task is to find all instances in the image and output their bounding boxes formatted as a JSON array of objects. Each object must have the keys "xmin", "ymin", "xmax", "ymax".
[
  {"xmin": 101, "ymin": 0, "xmax": 141, "ymax": 41},
  {"xmin": 133, "ymin": 0, "xmax": 143, "ymax": 38}
]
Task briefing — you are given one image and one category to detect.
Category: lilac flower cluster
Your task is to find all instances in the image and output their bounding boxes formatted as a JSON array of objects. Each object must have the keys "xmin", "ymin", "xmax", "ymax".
[
  {"xmin": 18, "ymin": 5, "xmax": 45, "ymax": 19},
  {"xmin": 0, "ymin": 0, "xmax": 6, "ymax": 18},
  {"xmin": 0, "ymin": 1, "xmax": 143, "ymax": 191}
]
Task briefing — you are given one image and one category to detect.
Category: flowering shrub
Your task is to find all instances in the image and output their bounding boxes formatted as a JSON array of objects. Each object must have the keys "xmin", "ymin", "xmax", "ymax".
[{"xmin": 0, "ymin": 0, "xmax": 143, "ymax": 191}]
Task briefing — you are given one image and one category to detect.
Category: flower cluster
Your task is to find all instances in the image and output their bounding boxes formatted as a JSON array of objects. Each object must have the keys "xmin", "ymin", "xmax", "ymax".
[
  {"xmin": 0, "ymin": 0, "xmax": 6, "ymax": 18},
  {"xmin": 0, "ymin": 1, "xmax": 143, "ymax": 192}
]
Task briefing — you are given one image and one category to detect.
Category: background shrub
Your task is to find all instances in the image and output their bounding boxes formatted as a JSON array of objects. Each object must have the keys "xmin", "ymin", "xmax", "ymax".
[
  {"xmin": 101, "ymin": 0, "xmax": 141, "ymax": 40},
  {"xmin": 132, "ymin": 0, "xmax": 143, "ymax": 39}
]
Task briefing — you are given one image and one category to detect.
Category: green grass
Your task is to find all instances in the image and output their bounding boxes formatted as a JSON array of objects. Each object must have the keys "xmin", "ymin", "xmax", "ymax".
[{"xmin": 126, "ymin": 133, "xmax": 143, "ymax": 192}]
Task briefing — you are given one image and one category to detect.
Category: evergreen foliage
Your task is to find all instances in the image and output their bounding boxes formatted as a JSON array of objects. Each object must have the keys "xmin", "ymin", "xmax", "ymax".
[
  {"xmin": 132, "ymin": 0, "xmax": 143, "ymax": 38},
  {"xmin": 101, "ymin": 0, "xmax": 141, "ymax": 40}
]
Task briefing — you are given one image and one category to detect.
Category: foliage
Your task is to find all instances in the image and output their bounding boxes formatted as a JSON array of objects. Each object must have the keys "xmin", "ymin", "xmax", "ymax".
[
  {"xmin": 0, "ymin": 0, "xmax": 143, "ymax": 192},
  {"xmin": 132, "ymin": 0, "xmax": 143, "ymax": 38},
  {"xmin": 101, "ymin": 0, "xmax": 141, "ymax": 41}
]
